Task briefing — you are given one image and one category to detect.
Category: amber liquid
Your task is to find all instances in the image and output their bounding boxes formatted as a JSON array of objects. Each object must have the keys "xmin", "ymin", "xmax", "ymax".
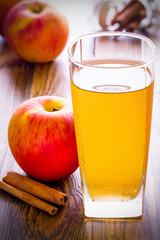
[{"xmin": 71, "ymin": 60, "xmax": 154, "ymax": 201}]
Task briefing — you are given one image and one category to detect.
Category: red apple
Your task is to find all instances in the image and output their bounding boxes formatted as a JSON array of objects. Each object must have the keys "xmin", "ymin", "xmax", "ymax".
[
  {"xmin": 3, "ymin": 0, "xmax": 69, "ymax": 63},
  {"xmin": 8, "ymin": 96, "xmax": 78, "ymax": 182},
  {"xmin": 0, "ymin": 0, "xmax": 22, "ymax": 35}
]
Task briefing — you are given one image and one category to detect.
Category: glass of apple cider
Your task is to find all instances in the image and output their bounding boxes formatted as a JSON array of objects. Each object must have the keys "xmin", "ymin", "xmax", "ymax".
[{"xmin": 68, "ymin": 31, "xmax": 156, "ymax": 218}]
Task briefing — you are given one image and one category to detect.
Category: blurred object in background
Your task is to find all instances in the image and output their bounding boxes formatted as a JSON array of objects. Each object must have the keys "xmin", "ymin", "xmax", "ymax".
[
  {"xmin": 93, "ymin": 0, "xmax": 160, "ymax": 32},
  {"xmin": 149, "ymin": 0, "xmax": 160, "ymax": 27}
]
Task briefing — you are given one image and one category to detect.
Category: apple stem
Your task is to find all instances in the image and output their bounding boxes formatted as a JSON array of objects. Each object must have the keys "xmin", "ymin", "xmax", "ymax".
[
  {"xmin": 53, "ymin": 107, "xmax": 59, "ymax": 112},
  {"xmin": 32, "ymin": 5, "xmax": 43, "ymax": 14}
]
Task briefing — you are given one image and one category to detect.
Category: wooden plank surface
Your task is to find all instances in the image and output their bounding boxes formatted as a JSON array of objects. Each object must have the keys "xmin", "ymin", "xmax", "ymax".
[{"xmin": 0, "ymin": 5, "xmax": 160, "ymax": 240}]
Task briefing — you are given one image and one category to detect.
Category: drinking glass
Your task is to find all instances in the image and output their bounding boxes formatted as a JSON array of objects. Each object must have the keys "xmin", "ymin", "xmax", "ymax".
[{"xmin": 68, "ymin": 31, "xmax": 156, "ymax": 218}]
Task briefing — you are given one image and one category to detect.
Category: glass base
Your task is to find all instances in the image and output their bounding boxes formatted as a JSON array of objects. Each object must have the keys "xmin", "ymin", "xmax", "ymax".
[
  {"xmin": 83, "ymin": 176, "xmax": 143, "ymax": 218},
  {"xmin": 84, "ymin": 198, "xmax": 142, "ymax": 218}
]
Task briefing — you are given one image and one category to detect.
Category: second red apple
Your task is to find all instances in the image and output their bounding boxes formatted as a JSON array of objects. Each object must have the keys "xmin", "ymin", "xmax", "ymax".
[{"xmin": 4, "ymin": 0, "xmax": 69, "ymax": 63}]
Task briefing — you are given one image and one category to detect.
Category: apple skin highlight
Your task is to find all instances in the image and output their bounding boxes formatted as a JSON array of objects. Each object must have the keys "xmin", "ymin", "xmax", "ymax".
[{"xmin": 8, "ymin": 96, "xmax": 78, "ymax": 182}]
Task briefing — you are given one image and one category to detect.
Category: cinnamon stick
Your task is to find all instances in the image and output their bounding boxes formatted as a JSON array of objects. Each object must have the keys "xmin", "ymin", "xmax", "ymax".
[
  {"xmin": 111, "ymin": 0, "xmax": 137, "ymax": 25},
  {"xmin": 0, "ymin": 181, "xmax": 58, "ymax": 215},
  {"xmin": 111, "ymin": 0, "xmax": 146, "ymax": 29},
  {"xmin": 125, "ymin": 15, "xmax": 144, "ymax": 32},
  {"xmin": 3, "ymin": 171, "xmax": 67, "ymax": 206}
]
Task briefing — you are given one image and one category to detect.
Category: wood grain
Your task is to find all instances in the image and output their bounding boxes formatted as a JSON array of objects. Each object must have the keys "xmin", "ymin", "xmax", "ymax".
[{"xmin": 0, "ymin": 25, "xmax": 160, "ymax": 240}]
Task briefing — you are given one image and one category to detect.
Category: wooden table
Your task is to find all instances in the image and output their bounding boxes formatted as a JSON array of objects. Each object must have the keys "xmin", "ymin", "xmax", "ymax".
[{"xmin": 0, "ymin": 7, "xmax": 160, "ymax": 240}]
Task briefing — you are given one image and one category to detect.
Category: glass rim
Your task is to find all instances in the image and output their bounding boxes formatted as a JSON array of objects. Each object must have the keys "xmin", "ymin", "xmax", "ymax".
[{"xmin": 68, "ymin": 31, "xmax": 156, "ymax": 70}]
